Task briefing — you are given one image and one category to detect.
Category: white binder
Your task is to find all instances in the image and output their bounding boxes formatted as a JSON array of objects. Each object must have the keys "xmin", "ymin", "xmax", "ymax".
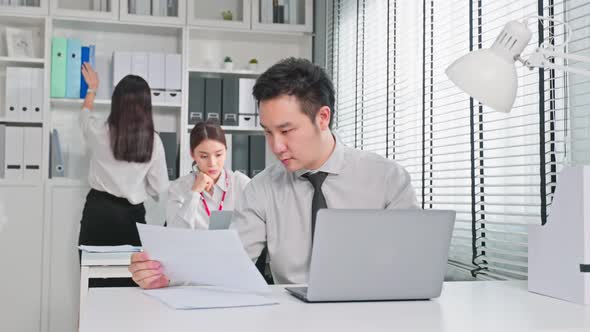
[
  {"xmin": 18, "ymin": 68, "xmax": 32, "ymax": 121},
  {"xmin": 148, "ymin": 53, "xmax": 166, "ymax": 90},
  {"xmin": 4, "ymin": 126, "xmax": 24, "ymax": 180},
  {"xmin": 165, "ymin": 54, "xmax": 182, "ymax": 91},
  {"xmin": 113, "ymin": 52, "xmax": 132, "ymax": 87},
  {"xmin": 131, "ymin": 53, "xmax": 149, "ymax": 82},
  {"xmin": 31, "ymin": 68, "xmax": 44, "ymax": 122},
  {"xmin": 238, "ymin": 78, "xmax": 257, "ymax": 115},
  {"xmin": 23, "ymin": 127, "xmax": 42, "ymax": 179},
  {"xmin": 5, "ymin": 67, "xmax": 19, "ymax": 120}
]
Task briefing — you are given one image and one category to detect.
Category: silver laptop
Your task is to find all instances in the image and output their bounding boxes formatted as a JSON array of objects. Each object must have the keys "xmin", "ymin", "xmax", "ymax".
[
  {"xmin": 286, "ymin": 209, "xmax": 456, "ymax": 302},
  {"xmin": 209, "ymin": 211, "xmax": 234, "ymax": 230}
]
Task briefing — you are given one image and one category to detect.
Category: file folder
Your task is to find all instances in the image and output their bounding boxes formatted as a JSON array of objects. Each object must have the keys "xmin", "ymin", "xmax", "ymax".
[
  {"xmin": 5, "ymin": 67, "xmax": 19, "ymax": 120},
  {"xmin": 131, "ymin": 53, "xmax": 149, "ymax": 81},
  {"xmin": 31, "ymin": 68, "xmax": 44, "ymax": 122},
  {"xmin": 249, "ymin": 135, "xmax": 266, "ymax": 178},
  {"xmin": 205, "ymin": 78, "xmax": 222, "ymax": 123},
  {"xmin": 232, "ymin": 134, "xmax": 249, "ymax": 175},
  {"xmin": 113, "ymin": 52, "xmax": 132, "ymax": 87},
  {"xmin": 17, "ymin": 67, "xmax": 32, "ymax": 121},
  {"xmin": 49, "ymin": 129, "xmax": 65, "ymax": 178},
  {"xmin": 23, "ymin": 127, "xmax": 42, "ymax": 179},
  {"xmin": 165, "ymin": 54, "xmax": 182, "ymax": 91},
  {"xmin": 0, "ymin": 125, "xmax": 5, "ymax": 178},
  {"xmin": 160, "ymin": 132, "xmax": 178, "ymax": 180},
  {"xmin": 188, "ymin": 76, "xmax": 205, "ymax": 125},
  {"xmin": 238, "ymin": 78, "xmax": 257, "ymax": 115},
  {"xmin": 95, "ymin": 55, "xmax": 112, "ymax": 100},
  {"xmin": 66, "ymin": 38, "xmax": 82, "ymax": 98},
  {"xmin": 4, "ymin": 126, "xmax": 24, "ymax": 180},
  {"xmin": 80, "ymin": 45, "xmax": 96, "ymax": 98},
  {"xmin": 222, "ymin": 78, "xmax": 239, "ymax": 126},
  {"xmin": 148, "ymin": 53, "xmax": 166, "ymax": 90},
  {"xmin": 51, "ymin": 37, "xmax": 67, "ymax": 98}
]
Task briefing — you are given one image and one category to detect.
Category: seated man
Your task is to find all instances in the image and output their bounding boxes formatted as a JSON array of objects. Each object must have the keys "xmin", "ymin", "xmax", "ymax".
[{"xmin": 129, "ymin": 58, "xmax": 419, "ymax": 288}]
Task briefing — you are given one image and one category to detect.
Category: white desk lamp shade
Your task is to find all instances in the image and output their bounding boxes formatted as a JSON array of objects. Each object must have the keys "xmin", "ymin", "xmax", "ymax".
[{"xmin": 445, "ymin": 20, "xmax": 533, "ymax": 113}]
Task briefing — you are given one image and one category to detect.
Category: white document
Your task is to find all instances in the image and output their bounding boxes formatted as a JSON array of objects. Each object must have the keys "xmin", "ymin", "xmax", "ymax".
[
  {"xmin": 79, "ymin": 245, "xmax": 142, "ymax": 253},
  {"xmin": 137, "ymin": 223, "xmax": 270, "ymax": 295},
  {"xmin": 144, "ymin": 286, "xmax": 278, "ymax": 310}
]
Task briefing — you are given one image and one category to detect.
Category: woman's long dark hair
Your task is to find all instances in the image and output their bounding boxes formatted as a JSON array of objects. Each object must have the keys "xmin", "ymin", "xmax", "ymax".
[{"xmin": 108, "ymin": 75, "xmax": 155, "ymax": 163}]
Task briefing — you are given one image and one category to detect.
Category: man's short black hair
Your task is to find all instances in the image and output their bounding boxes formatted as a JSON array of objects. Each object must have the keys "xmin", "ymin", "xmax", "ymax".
[{"xmin": 253, "ymin": 58, "xmax": 335, "ymax": 129}]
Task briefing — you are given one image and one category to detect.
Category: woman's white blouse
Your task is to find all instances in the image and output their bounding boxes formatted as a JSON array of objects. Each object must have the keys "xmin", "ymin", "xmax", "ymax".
[{"xmin": 166, "ymin": 169, "xmax": 251, "ymax": 229}]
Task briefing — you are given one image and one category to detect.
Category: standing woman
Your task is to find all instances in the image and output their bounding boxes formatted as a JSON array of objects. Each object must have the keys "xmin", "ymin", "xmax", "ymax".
[
  {"xmin": 78, "ymin": 63, "xmax": 169, "ymax": 252},
  {"xmin": 166, "ymin": 120, "xmax": 250, "ymax": 229}
]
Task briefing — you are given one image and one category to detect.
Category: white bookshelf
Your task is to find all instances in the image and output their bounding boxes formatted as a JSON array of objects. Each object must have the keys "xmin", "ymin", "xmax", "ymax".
[
  {"xmin": 0, "ymin": 3, "xmax": 313, "ymax": 332},
  {"xmin": 0, "ymin": 0, "xmax": 48, "ymax": 16},
  {"xmin": 50, "ymin": 0, "xmax": 119, "ymax": 21},
  {"xmin": 187, "ymin": 0, "xmax": 251, "ymax": 30},
  {"xmin": 252, "ymin": 0, "xmax": 313, "ymax": 33}
]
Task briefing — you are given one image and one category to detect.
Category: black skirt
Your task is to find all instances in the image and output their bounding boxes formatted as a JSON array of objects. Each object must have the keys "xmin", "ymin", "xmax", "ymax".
[{"xmin": 78, "ymin": 189, "xmax": 146, "ymax": 287}]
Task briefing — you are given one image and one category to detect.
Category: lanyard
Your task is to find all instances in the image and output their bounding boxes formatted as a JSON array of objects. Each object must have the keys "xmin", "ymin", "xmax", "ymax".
[{"xmin": 199, "ymin": 171, "xmax": 229, "ymax": 217}]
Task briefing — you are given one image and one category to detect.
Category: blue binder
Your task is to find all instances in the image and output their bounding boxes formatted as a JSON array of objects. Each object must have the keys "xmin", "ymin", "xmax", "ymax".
[
  {"xmin": 66, "ymin": 38, "xmax": 82, "ymax": 99},
  {"xmin": 80, "ymin": 45, "xmax": 96, "ymax": 98}
]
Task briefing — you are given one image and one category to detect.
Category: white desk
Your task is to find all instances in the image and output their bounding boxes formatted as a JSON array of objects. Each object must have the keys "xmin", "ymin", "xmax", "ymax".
[
  {"xmin": 79, "ymin": 251, "xmax": 134, "ymax": 320},
  {"xmin": 79, "ymin": 281, "xmax": 590, "ymax": 332}
]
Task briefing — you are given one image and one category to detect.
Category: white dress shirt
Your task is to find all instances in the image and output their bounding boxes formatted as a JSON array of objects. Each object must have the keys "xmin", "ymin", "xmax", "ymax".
[
  {"xmin": 166, "ymin": 168, "xmax": 251, "ymax": 229},
  {"xmin": 80, "ymin": 109, "xmax": 169, "ymax": 204},
  {"xmin": 230, "ymin": 139, "xmax": 419, "ymax": 284}
]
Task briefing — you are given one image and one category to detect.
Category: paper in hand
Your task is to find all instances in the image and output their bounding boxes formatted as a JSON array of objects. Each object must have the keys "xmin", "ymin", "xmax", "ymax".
[{"xmin": 137, "ymin": 223, "xmax": 270, "ymax": 295}]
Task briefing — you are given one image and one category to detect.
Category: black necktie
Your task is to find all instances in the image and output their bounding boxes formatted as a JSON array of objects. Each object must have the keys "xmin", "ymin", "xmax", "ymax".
[{"xmin": 302, "ymin": 172, "xmax": 329, "ymax": 240}]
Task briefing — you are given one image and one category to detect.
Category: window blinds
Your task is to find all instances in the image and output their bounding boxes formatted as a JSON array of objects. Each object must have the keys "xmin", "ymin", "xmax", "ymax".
[{"xmin": 327, "ymin": 0, "xmax": 586, "ymax": 279}]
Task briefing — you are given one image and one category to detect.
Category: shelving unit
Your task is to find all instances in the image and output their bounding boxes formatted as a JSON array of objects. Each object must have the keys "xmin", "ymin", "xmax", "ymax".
[{"xmin": 0, "ymin": 2, "xmax": 313, "ymax": 332}]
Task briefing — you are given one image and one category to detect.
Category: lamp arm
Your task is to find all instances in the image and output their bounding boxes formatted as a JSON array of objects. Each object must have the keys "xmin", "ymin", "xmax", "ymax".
[{"xmin": 524, "ymin": 48, "xmax": 590, "ymax": 76}]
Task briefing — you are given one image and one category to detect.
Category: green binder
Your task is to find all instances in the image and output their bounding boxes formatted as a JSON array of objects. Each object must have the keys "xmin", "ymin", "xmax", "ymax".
[{"xmin": 51, "ymin": 37, "xmax": 68, "ymax": 98}]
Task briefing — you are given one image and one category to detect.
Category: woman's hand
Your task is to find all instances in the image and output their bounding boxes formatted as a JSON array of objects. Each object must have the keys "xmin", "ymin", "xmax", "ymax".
[
  {"xmin": 81, "ymin": 62, "xmax": 99, "ymax": 91},
  {"xmin": 192, "ymin": 172, "xmax": 214, "ymax": 193}
]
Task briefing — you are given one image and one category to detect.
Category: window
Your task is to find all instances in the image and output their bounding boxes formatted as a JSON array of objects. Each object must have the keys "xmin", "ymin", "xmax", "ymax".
[{"xmin": 327, "ymin": 0, "xmax": 587, "ymax": 279}]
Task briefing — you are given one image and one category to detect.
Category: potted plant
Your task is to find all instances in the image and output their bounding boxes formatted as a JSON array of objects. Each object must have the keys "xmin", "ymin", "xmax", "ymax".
[
  {"xmin": 224, "ymin": 56, "xmax": 233, "ymax": 70},
  {"xmin": 248, "ymin": 58, "xmax": 259, "ymax": 71},
  {"xmin": 221, "ymin": 10, "xmax": 233, "ymax": 21}
]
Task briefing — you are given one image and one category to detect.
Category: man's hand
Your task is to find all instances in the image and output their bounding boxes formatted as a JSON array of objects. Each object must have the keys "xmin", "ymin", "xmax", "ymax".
[{"xmin": 129, "ymin": 252, "xmax": 169, "ymax": 289}]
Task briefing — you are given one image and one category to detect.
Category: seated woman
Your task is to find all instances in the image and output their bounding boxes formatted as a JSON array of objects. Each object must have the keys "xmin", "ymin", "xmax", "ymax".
[{"xmin": 166, "ymin": 120, "xmax": 250, "ymax": 229}]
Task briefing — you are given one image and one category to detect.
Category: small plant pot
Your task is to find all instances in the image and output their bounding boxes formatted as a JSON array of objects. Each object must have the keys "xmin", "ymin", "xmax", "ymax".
[
  {"xmin": 248, "ymin": 63, "xmax": 258, "ymax": 71},
  {"xmin": 224, "ymin": 62, "xmax": 234, "ymax": 70}
]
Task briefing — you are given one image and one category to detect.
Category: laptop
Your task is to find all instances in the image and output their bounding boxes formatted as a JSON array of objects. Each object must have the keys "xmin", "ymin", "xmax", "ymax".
[
  {"xmin": 209, "ymin": 211, "xmax": 234, "ymax": 230},
  {"xmin": 285, "ymin": 209, "xmax": 456, "ymax": 302}
]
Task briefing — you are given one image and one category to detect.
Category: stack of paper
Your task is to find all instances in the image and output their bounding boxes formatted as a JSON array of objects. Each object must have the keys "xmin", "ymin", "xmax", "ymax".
[
  {"xmin": 78, "ymin": 245, "xmax": 142, "ymax": 253},
  {"xmin": 137, "ymin": 224, "xmax": 277, "ymax": 310}
]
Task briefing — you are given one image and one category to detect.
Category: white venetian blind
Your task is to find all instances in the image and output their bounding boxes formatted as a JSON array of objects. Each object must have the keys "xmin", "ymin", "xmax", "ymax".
[{"xmin": 327, "ymin": 0, "xmax": 584, "ymax": 280}]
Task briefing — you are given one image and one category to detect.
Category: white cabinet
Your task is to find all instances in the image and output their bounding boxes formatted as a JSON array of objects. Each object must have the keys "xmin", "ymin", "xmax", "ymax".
[
  {"xmin": 43, "ymin": 183, "xmax": 88, "ymax": 332},
  {"xmin": 0, "ymin": 0, "xmax": 48, "ymax": 16},
  {"xmin": 120, "ymin": 0, "xmax": 187, "ymax": 26},
  {"xmin": 50, "ymin": 0, "xmax": 119, "ymax": 21},
  {"xmin": 187, "ymin": 0, "xmax": 251, "ymax": 30},
  {"xmin": 252, "ymin": 0, "xmax": 313, "ymax": 33},
  {"xmin": 0, "ymin": 185, "xmax": 43, "ymax": 332}
]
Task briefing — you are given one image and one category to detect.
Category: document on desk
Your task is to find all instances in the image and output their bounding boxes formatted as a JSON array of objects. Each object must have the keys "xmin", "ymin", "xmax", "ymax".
[
  {"xmin": 78, "ymin": 245, "xmax": 142, "ymax": 253},
  {"xmin": 144, "ymin": 286, "xmax": 277, "ymax": 310},
  {"xmin": 136, "ymin": 223, "xmax": 271, "ymax": 295}
]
